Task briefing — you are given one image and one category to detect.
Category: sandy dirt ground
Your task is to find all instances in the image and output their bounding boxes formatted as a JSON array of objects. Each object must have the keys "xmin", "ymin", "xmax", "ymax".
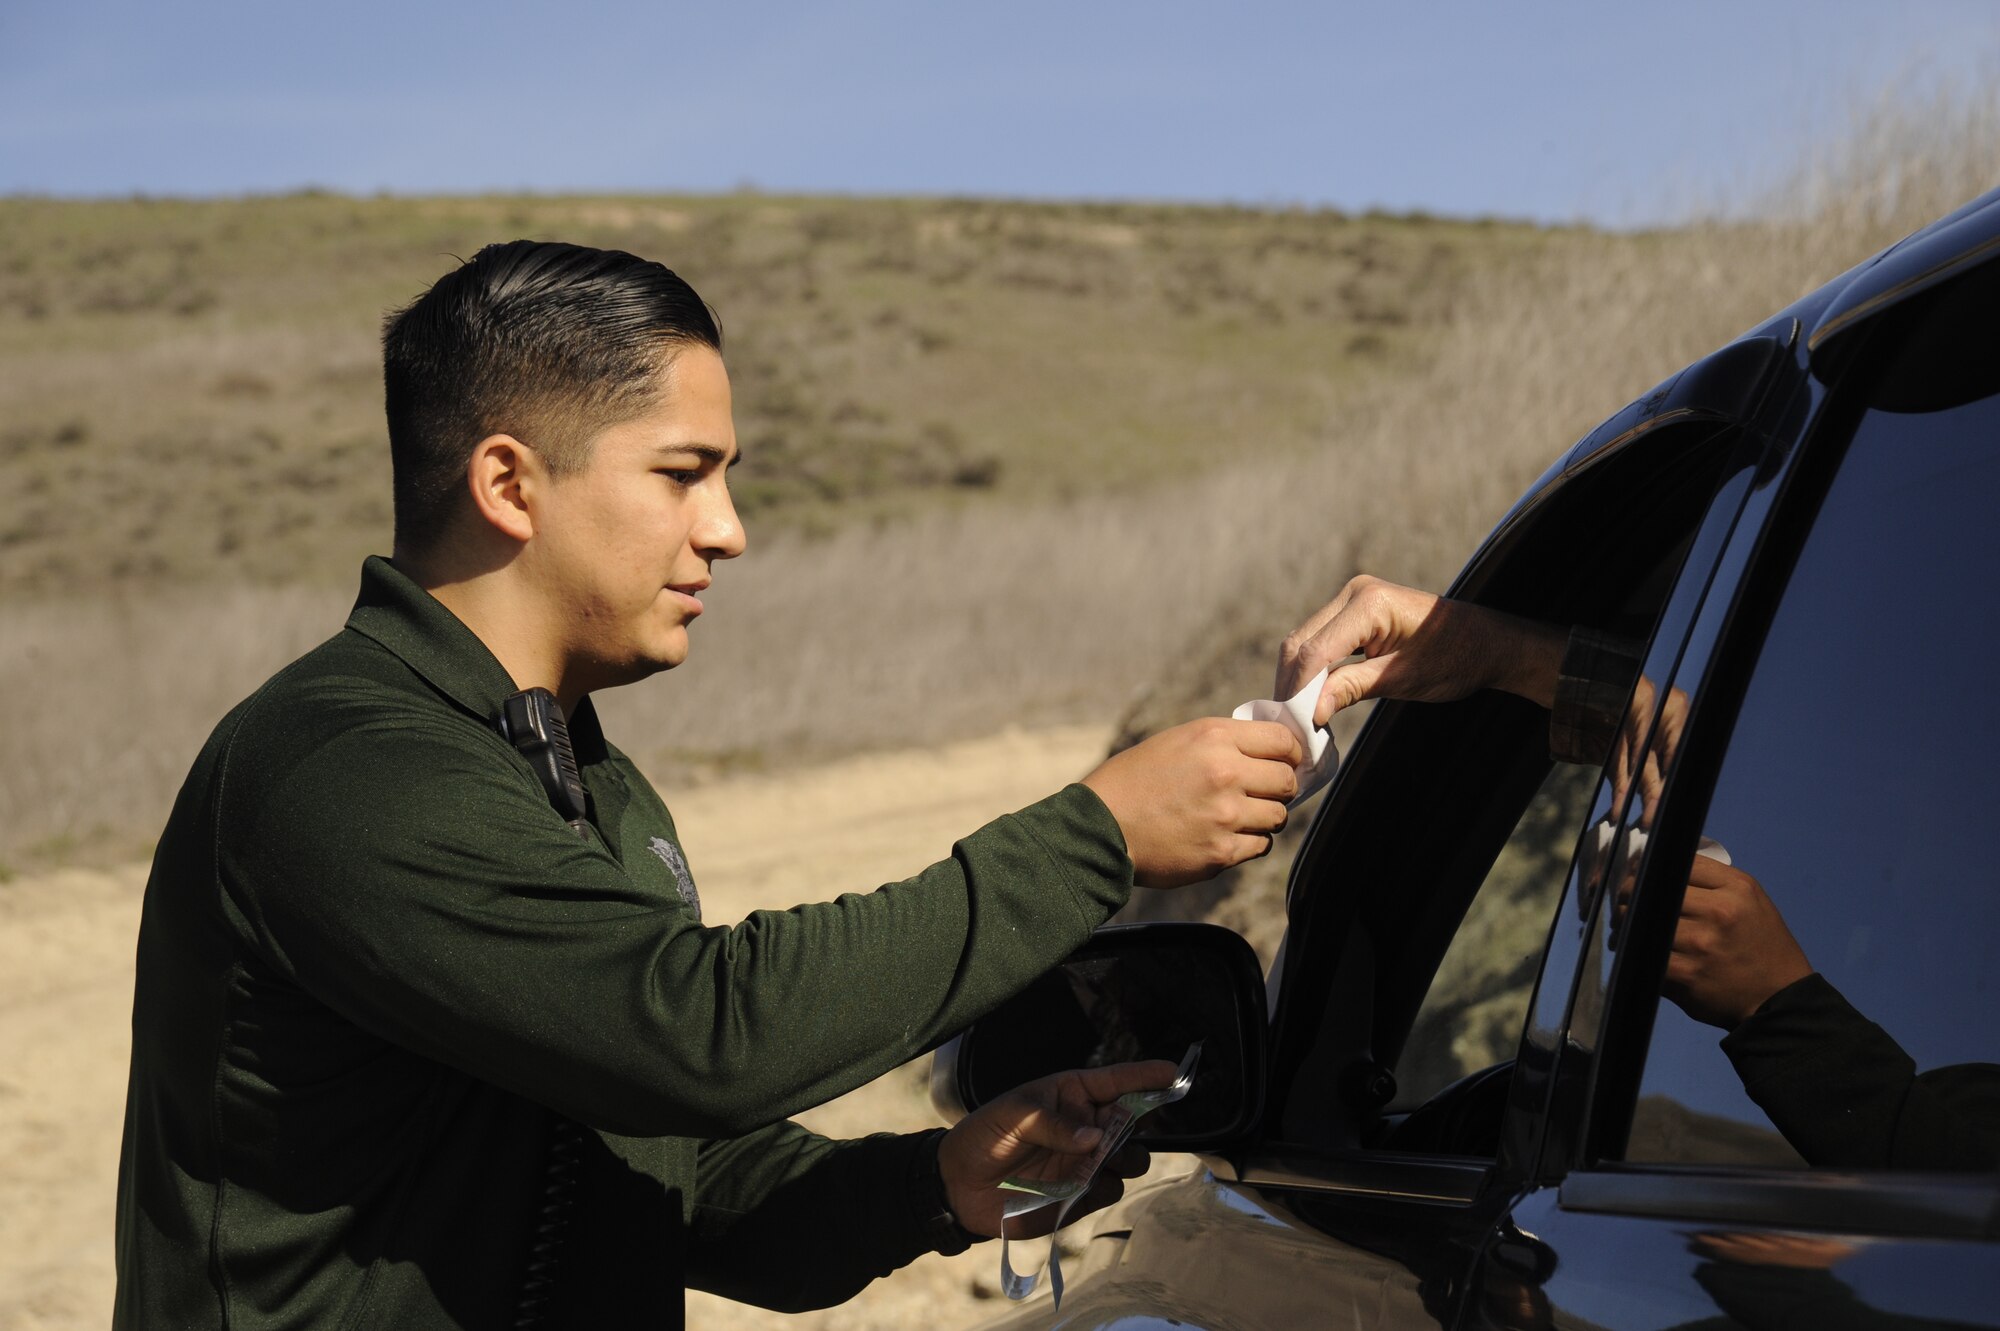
[{"xmin": 0, "ymin": 723, "xmax": 1140, "ymax": 1331}]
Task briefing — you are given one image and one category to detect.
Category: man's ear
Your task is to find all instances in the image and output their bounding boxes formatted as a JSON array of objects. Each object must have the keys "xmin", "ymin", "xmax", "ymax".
[{"xmin": 464, "ymin": 434, "xmax": 539, "ymax": 544}]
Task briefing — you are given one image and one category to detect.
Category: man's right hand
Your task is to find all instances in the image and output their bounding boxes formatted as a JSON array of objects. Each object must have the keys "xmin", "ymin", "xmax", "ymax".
[{"xmin": 1082, "ymin": 718, "xmax": 1302, "ymax": 888}]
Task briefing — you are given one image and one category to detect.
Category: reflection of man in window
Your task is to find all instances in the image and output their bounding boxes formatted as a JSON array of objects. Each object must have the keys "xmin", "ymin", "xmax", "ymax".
[
  {"xmin": 1653, "ymin": 853, "xmax": 1999, "ymax": 1171},
  {"xmin": 1274, "ymin": 575, "xmax": 2000, "ymax": 1171}
]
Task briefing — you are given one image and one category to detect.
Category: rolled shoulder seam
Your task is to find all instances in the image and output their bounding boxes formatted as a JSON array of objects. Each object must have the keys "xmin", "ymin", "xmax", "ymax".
[
  {"xmin": 209, "ymin": 652, "xmax": 335, "ymax": 930},
  {"xmin": 1001, "ymin": 783, "xmax": 1133, "ymax": 937}
]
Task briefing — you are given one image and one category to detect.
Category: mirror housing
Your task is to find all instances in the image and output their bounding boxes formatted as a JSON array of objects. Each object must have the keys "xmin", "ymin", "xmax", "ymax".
[{"xmin": 930, "ymin": 923, "xmax": 1269, "ymax": 1150}]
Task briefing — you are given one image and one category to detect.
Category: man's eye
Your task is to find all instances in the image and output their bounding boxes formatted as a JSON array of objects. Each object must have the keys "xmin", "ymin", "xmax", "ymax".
[{"xmin": 656, "ymin": 469, "xmax": 700, "ymax": 487}]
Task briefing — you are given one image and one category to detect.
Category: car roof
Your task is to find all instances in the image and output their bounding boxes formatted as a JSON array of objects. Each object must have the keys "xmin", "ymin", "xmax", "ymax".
[
  {"xmin": 1801, "ymin": 183, "xmax": 2000, "ymax": 360},
  {"xmin": 1470, "ymin": 184, "xmax": 2000, "ymax": 580}
]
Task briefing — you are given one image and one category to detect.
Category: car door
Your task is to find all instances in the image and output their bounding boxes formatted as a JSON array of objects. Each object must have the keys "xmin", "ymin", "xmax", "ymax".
[
  {"xmin": 977, "ymin": 331, "xmax": 1798, "ymax": 1329},
  {"xmin": 1463, "ymin": 248, "xmax": 2000, "ymax": 1329},
  {"xmin": 1223, "ymin": 419, "xmax": 1762, "ymax": 1326}
]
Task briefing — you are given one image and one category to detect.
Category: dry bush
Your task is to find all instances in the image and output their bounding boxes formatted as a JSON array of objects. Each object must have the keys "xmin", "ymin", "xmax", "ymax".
[{"xmin": 2, "ymin": 586, "xmax": 348, "ymax": 870}]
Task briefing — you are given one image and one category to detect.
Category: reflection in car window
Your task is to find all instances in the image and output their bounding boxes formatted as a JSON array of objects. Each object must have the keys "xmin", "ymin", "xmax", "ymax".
[
  {"xmin": 1394, "ymin": 762, "xmax": 1597, "ymax": 1113},
  {"xmin": 1627, "ymin": 304, "xmax": 2000, "ymax": 1171}
]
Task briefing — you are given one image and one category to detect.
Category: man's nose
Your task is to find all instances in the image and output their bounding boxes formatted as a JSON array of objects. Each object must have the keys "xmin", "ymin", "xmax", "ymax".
[{"xmin": 696, "ymin": 488, "xmax": 747, "ymax": 560}]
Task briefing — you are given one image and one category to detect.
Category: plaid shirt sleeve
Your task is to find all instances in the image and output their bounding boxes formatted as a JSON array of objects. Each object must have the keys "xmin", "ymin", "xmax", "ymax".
[{"xmin": 1549, "ymin": 627, "xmax": 1647, "ymax": 766}]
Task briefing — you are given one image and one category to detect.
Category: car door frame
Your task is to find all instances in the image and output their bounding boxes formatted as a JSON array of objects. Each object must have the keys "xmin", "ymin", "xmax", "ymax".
[
  {"xmin": 1453, "ymin": 241, "xmax": 2000, "ymax": 1331},
  {"xmin": 1544, "ymin": 257, "xmax": 2000, "ymax": 1246}
]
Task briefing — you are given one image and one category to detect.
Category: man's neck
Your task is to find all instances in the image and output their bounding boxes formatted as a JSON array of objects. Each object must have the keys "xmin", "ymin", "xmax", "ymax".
[{"xmin": 392, "ymin": 547, "xmax": 588, "ymax": 715}]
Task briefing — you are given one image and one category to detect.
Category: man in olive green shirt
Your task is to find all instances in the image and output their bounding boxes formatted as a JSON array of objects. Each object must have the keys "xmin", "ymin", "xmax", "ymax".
[{"xmin": 116, "ymin": 241, "xmax": 1301, "ymax": 1328}]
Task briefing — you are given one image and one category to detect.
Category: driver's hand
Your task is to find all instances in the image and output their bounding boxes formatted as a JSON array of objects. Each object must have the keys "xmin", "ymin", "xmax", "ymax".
[{"xmin": 1277, "ymin": 575, "xmax": 1569, "ymax": 727}]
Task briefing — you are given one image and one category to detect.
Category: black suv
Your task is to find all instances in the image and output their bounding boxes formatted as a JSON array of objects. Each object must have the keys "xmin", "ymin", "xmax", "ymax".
[{"xmin": 937, "ymin": 186, "xmax": 2000, "ymax": 1329}]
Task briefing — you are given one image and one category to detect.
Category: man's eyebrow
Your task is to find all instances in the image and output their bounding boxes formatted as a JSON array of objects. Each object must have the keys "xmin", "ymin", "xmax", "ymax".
[{"xmin": 653, "ymin": 442, "xmax": 743, "ymax": 467}]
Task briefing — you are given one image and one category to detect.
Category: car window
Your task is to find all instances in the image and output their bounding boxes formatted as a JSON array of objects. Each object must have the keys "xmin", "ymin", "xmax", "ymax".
[
  {"xmin": 1625, "ymin": 277, "xmax": 2000, "ymax": 1172},
  {"xmin": 1391, "ymin": 761, "xmax": 1597, "ymax": 1113},
  {"xmin": 1269, "ymin": 423, "xmax": 1743, "ymax": 1156}
]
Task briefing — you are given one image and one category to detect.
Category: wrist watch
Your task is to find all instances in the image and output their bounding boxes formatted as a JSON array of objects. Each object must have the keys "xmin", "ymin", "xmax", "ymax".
[{"xmin": 910, "ymin": 1128, "xmax": 979, "ymax": 1255}]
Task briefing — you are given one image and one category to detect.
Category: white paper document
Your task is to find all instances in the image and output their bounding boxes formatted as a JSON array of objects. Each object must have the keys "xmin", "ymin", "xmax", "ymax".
[{"xmin": 1232, "ymin": 666, "xmax": 1341, "ymax": 808}]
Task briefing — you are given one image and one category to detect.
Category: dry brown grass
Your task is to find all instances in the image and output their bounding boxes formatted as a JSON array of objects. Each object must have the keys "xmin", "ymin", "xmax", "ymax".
[
  {"xmin": 3, "ymin": 586, "xmax": 348, "ymax": 868},
  {"xmin": 0, "ymin": 193, "xmax": 1502, "ymax": 597},
  {"xmin": 3, "ymin": 84, "xmax": 1995, "ymax": 876}
]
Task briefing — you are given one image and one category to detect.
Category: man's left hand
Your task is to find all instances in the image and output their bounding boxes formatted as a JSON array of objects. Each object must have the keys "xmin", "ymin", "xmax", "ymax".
[{"xmin": 939, "ymin": 1060, "xmax": 1176, "ymax": 1238}]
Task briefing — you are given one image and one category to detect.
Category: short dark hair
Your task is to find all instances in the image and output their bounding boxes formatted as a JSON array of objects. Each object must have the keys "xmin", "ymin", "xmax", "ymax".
[{"xmin": 381, "ymin": 240, "xmax": 722, "ymax": 549}]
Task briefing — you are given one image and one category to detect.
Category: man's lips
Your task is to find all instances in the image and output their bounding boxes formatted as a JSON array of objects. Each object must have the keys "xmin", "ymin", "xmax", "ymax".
[{"xmin": 665, "ymin": 583, "xmax": 707, "ymax": 617}]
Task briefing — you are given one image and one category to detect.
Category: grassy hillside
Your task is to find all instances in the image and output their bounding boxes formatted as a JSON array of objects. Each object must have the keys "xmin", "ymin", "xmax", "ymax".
[{"xmin": 0, "ymin": 192, "xmax": 1541, "ymax": 598}]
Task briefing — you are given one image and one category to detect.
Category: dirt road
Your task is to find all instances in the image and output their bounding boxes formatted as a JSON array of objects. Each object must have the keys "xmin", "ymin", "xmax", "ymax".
[{"xmin": 0, "ymin": 724, "xmax": 1116, "ymax": 1331}]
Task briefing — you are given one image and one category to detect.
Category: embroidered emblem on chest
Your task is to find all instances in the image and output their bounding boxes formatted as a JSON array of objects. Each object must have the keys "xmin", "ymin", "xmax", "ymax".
[{"xmin": 648, "ymin": 836, "xmax": 701, "ymax": 915}]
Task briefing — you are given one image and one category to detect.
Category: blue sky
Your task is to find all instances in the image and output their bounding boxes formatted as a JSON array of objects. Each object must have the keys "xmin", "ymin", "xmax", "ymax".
[{"xmin": 1, "ymin": 0, "xmax": 1994, "ymax": 224}]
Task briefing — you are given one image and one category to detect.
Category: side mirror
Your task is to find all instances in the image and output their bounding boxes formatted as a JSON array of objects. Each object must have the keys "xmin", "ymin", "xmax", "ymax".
[{"xmin": 930, "ymin": 923, "xmax": 1268, "ymax": 1150}]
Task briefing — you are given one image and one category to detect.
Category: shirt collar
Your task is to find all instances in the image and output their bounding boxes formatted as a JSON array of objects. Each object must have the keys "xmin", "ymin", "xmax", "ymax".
[
  {"xmin": 343, "ymin": 557, "xmax": 612, "ymax": 760},
  {"xmin": 343, "ymin": 555, "xmax": 526, "ymax": 724}
]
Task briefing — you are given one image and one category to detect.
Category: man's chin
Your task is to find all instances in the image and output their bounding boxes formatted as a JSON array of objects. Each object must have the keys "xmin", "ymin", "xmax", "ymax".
[
  {"xmin": 585, "ymin": 634, "xmax": 689, "ymax": 692},
  {"xmin": 639, "ymin": 629, "xmax": 692, "ymax": 674}
]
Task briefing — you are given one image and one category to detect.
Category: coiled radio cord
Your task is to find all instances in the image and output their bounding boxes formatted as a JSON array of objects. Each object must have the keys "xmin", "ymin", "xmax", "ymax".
[{"xmin": 512, "ymin": 1113, "xmax": 584, "ymax": 1330}]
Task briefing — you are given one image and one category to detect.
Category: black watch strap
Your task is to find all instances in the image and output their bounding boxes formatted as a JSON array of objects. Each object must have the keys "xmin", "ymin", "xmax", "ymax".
[{"xmin": 909, "ymin": 1128, "xmax": 979, "ymax": 1256}]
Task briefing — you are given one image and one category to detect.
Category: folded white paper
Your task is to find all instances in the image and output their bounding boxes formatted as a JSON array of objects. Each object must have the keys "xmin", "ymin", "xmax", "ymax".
[{"xmin": 1232, "ymin": 666, "xmax": 1341, "ymax": 809}]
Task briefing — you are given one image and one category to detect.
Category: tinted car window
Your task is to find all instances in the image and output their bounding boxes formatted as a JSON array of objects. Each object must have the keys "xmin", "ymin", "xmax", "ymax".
[{"xmin": 1626, "ymin": 296, "xmax": 2000, "ymax": 1171}]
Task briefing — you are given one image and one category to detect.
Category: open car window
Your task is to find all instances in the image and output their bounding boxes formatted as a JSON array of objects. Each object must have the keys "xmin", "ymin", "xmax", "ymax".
[
  {"xmin": 1268, "ymin": 421, "xmax": 1743, "ymax": 1159},
  {"xmin": 1388, "ymin": 762, "xmax": 1598, "ymax": 1118}
]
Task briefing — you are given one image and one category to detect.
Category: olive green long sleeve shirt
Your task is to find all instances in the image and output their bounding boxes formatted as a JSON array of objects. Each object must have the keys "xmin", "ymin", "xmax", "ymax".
[{"xmin": 115, "ymin": 556, "xmax": 1134, "ymax": 1329}]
